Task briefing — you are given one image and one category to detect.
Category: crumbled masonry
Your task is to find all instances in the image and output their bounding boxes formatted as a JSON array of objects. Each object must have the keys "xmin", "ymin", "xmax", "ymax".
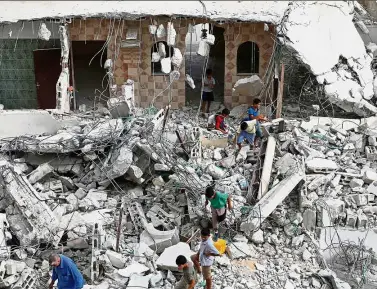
[
  {"xmin": 0, "ymin": 103, "xmax": 374, "ymax": 289},
  {"xmin": 1, "ymin": 2, "xmax": 377, "ymax": 289}
]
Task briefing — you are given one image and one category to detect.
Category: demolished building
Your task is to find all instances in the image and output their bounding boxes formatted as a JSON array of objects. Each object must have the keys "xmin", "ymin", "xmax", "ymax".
[{"xmin": 0, "ymin": 1, "xmax": 375, "ymax": 289}]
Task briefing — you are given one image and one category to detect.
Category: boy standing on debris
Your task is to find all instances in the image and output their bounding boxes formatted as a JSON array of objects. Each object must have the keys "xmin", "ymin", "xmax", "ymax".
[
  {"xmin": 175, "ymin": 255, "xmax": 198, "ymax": 289},
  {"xmin": 246, "ymin": 98, "xmax": 267, "ymax": 146},
  {"xmin": 237, "ymin": 120, "xmax": 257, "ymax": 150},
  {"xmin": 191, "ymin": 228, "xmax": 221, "ymax": 289},
  {"xmin": 201, "ymin": 68, "xmax": 216, "ymax": 114},
  {"xmin": 49, "ymin": 253, "xmax": 85, "ymax": 289},
  {"xmin": 205, "ymin": 187, "xmax": 233, "ymax": 240}
]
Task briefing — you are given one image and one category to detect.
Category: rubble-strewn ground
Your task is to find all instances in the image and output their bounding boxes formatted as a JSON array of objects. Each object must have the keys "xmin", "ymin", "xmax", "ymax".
[{"xmin": 0, "ymin": 103, "xmax": 376, "ymax": 289}]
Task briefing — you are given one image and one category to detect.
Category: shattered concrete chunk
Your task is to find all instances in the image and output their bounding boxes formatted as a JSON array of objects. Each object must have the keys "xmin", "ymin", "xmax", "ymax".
[
  {"xmin": 105, "ymin": 145, "xmax": 133, "ymax": 180},
  {"xmin": 241, "ymin": 172, "xmax": 304, "ymax": 234},
  {"xmin": 306, "ymin": 158, "xmax": 338, "ymax": 172},
  {"xmin": 106, "ymin": 250, "xmax": 126, "ymax": 269},
  {"xmin": 27, "ymin": 163, "xmax": 54, "ymax": 184},
  {"xmin": 156, "ymin": 242, "xmax": 195, "ymax": 271},
  {"xmin": 233, "ymin": 75, "xmax": 263, "ymax": 97},
  {"xmin": 0, "ymin": 162, "xmax": 61, "ymax": 246}
]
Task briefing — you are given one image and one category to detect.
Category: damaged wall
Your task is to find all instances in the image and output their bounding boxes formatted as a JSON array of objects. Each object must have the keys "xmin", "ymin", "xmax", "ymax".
[
  {"xmin": 69, "ymin": 18, "xmax": 275, "ymax": 109},
  {"xmin": 69, "ymin": 17, "xmax": 187, "ymax": 109},
  {"xmin": 224, "ymin": 22, "xmax": 275, "ymax": 108}
]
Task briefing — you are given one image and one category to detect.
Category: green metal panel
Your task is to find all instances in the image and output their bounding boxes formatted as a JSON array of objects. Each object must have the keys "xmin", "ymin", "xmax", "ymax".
[{"xmin": 0, "ymin": 39, "xmax": 39, "ymax": 109}]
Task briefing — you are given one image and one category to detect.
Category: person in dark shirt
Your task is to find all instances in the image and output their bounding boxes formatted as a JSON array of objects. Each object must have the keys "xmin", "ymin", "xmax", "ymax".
[
  {"xmin": 49, "ymin": 254, "xmax": 85, "ymax": 289},
  {"xmin": 214, "ymin": 108, "xmax": 230, "ymax": 134}
]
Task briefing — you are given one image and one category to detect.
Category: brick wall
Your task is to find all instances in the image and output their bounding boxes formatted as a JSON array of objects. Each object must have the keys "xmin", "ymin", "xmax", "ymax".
[
  {"xmin": 69, "ymin": 18, "xmax": 274, "ymax": 109},
  {"xmin": 69, "ymin": 17, "xmax": 186, "ymax": 109},
  {"xmin": 223, "ymin": 22, "xmax": 275, "ymax": 108}
]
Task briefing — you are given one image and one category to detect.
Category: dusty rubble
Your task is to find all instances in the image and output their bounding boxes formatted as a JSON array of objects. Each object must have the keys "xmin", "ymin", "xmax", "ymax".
[{"xmin": 0, "ymin": 103, "xmax": 374, "ymax": 289}]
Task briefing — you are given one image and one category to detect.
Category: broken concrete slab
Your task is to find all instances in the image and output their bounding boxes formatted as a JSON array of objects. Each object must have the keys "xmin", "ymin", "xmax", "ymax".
[
  {"xmin": 306, "ymin": 158, "xmax": 338, "ymax": 172},
  {"xmin": 156, "ymin": 242, "xmax": 196, "ymax": 271},
  {"xmin": 27, "ymin": 163, "xmax": 54, "ymax": 184},
  {"xmin": 0, "ymin": 162, "xmax": 61, "ymax": 246},
  {"xmin": 240, "ymin": 172, "xmax": 304, "ymax": 234},
  {"xmin": 257, "ymin": 136, "xmax": 276, "ymax": 200}
]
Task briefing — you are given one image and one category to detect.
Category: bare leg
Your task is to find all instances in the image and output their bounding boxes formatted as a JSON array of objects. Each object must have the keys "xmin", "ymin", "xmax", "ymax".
[
  {"xmin": 206, "ymin": 101, "xmax": 211, "ymax": 113},
  {"xmin": 201, "ymin": 101, "xmax": 207, "ymax": 114},
  {"xmin": 191, "ymin": 254, "xmax": 201, "ymax": 274},
  {"xmin": 205, "ymin": 278, "xmax": 212, "ymax": 289},
  {"xmin": 211, "ymin": 207, "xmax": 218, "ymax": 231}
]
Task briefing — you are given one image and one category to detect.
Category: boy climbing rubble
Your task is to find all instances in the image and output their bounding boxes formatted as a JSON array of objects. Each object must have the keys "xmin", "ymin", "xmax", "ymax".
[
  {"xmin": 191, "ymin": 228, "xmax": 221, "ymax": 289},
  {"xmin": 236, "ymin": 120, "xmax": 257, "ymax": 150},
  {"xmin": 205, "ymin": 187, "xmax": 233, "ymax": 241}
]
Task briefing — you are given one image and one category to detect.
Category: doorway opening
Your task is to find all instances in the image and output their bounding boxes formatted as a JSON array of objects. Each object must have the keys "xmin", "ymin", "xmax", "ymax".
[
  {"xmin": 185, "ymin": 23, "xmax": 225, "ymax": 106},
  {"xmin": 72, "ymin": 41, "xmax": 109, "ymax": 108}
]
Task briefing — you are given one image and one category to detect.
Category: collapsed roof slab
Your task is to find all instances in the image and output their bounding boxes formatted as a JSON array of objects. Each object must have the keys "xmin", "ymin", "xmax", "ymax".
[
  {"xmin": 0, "ymin": 110, "xmax": 79, "ymax": 138},
  {"xmin": 0, "ymin": 1, "xmax": 289, "ymax": 24},
  {"xmin": 280, "ymin": 1, "xmax": 377, "ymax": 116},
  {"xmin": 0, "ymin": 162, "xmax": 62, "ymax": 246}
]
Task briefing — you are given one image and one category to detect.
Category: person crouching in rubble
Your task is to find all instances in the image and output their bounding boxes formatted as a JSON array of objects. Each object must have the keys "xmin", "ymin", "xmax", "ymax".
[
  {"xmin": 207, "ymin": 108, "xmax": 230, "ymax": 134},
  {"xmin": 175, "ymin": 255, "xmax": 198, "ymax": 289},
  {"xmin": 205, "ymin": 186, "xmax": 233, "ymax": 241},
  {"xmin": 237, "ymin": 120, "xmax": 257, "ymax": 150},
  {"xmin": 191, "ymin": 228, "xmax": 221, "ymax": 289},
  {"xmin": 245, "ymin": 98, "xmax": 267, "ymax": 147},
  {"xmin": 49, "ymin": 253, "xmax": 85, "ymax": 289}
]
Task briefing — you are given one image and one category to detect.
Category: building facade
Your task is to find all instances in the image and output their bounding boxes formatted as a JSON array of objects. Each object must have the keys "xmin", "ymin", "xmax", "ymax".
[{"xmin": 0, "ymin": 17, "xmax": 276, "ymax": 110}]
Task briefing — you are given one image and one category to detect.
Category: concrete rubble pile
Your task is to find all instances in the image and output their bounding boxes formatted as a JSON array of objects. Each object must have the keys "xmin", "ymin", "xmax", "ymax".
[{"xmin": 0, "ymin": 105, "xmax": 375, "ymax": 289}]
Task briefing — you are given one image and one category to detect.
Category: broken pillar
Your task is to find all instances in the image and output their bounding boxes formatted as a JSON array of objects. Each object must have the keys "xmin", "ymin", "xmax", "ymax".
[
  {"xmin": 257, "ymin": 136, "xmax": 276, "ymax": 199},
  {"xmin": 56, "ymin": 24, "xmax": 70, "ymax": 113}
]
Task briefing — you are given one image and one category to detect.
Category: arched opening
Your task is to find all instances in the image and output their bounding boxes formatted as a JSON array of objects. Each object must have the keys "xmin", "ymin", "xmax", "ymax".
[
  {"xmin": 151, "ymin": 41, "xmax": 174, "ymax": 75},
  {"xmin": 237, "ymin": 41, "xmax": 260, "ymax": 74}
]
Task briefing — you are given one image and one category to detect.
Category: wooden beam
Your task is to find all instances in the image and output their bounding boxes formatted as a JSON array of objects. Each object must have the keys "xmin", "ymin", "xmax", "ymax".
[{"xmin": 275, "ymin": 63, "xmax": 285, "ymax": 119}]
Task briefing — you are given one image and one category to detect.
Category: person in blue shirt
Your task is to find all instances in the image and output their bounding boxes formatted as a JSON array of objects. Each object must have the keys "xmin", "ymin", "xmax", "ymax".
[
  {"xmin": 244, "ymin": 98, "xmax": 267, "ymax": 147},
  {"xmin": 191, "ymin": 228, "xmax": 221, "ymax": 289},
  {"xmin": 49, "ymin": 254, "xmax": 85, "ymax": 289}
]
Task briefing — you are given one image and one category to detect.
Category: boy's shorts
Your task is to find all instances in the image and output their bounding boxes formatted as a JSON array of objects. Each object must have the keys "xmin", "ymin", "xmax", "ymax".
[
  {"xmin": 237, "ymin": 130, "xmax": 255, "ymax": 145},
  {"xmin": 202, "ymin": 266, "xmax": 211, "ymax": 279},
  {"xmin": 202, "ymin": 91, "xmax": 214, "ymax": 101}
]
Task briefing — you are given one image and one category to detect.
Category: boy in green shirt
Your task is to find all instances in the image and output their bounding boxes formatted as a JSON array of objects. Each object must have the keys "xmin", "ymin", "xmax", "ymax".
[{"xmin": 205, "ymin": 187, "xmax": 233, "ymax": 241}]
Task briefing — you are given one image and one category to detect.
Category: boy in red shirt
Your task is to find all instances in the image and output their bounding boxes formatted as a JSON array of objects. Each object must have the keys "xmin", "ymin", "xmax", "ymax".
[{"xmin": 214, "ymin": 108, "xmax": 230, "ymax": 134}]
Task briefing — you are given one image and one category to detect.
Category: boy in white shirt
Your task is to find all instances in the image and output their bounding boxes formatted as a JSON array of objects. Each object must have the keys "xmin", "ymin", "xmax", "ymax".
[
  {"xmin": 237, "ymin": 120, "xmax": 257, "ymax": 149},
  {"xmin": 201, "ymin": 68, "xmax": 215, "ymax": 114}
]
